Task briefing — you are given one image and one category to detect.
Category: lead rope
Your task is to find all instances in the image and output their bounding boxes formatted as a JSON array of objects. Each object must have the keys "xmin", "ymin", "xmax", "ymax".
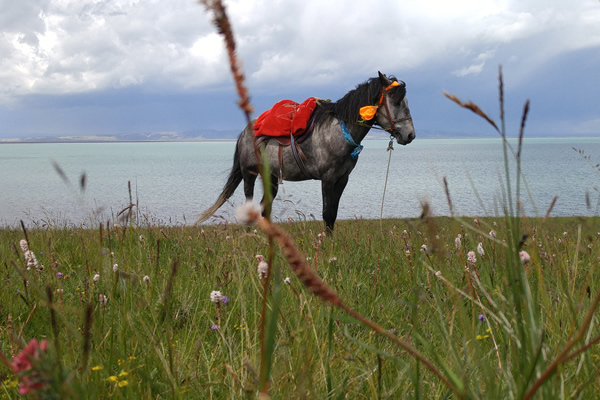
[{"xmin": 380, "ymin": 137, "xmax": 394, "ymax": 232}]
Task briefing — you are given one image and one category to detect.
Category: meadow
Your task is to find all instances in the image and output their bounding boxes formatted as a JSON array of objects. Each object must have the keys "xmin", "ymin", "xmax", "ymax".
[{"xmin": 1, "ymin": 210, "xmax": 600, "ymax": 399}]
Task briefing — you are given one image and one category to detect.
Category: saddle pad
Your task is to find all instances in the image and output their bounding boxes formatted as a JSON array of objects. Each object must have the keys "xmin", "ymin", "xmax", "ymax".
[{"xmin": 253, "ymin": 97, "xmax": 317, "ymax": 137}]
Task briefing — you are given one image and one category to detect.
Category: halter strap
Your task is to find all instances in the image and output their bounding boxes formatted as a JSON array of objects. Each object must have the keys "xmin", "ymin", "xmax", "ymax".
[{"xmin": 340, "ymin": 120, "xmax": 363, "ymax": 160}]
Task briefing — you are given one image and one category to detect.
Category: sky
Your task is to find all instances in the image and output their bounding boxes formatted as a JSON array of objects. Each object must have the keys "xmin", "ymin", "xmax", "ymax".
[{"xmin": 0, "ymin": 0, "xmax": 599, "ymax": 139}]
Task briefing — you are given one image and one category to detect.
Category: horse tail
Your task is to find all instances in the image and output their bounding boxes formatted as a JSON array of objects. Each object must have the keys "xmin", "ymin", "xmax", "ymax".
[{"xmin": 197, "ymin": 140, "xmax": 243, "ymax": 224}]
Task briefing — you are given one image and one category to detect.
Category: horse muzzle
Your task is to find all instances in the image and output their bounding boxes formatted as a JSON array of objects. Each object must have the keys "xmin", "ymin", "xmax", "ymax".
[{"xmin": 391, "ymin": 129, "xmax": 415, "ymax": 145}]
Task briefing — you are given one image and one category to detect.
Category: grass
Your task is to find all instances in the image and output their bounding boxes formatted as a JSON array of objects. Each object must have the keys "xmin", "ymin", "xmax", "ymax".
[{"xmin": 1, "ymin": 214, "xmax": 600, "ymax": 398}]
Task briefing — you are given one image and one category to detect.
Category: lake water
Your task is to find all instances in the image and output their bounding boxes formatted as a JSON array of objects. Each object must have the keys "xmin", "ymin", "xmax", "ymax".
[{"xmin": 1, "ymin": 137, "xmax": 599, "ymax": 227}]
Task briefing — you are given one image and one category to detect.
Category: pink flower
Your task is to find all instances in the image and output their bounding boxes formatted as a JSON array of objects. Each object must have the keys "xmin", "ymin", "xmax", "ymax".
[
  {"xmin": 477, "ymin": 242, "xmax": 485, "ymax": 257},
  {"xmin": 12, "ymin": 339, "xmax": 49, "ymax": 394},
  {"xmin": 467, "ymin": 251, "xmax": 477, "ymax": 264},
  {"xmin": 520, "ymin": 251, "xmax": 531, "ymax": 264},
  {"xmin": 256, "ymin": 254, "xmax": 268, "ymax": 279}
]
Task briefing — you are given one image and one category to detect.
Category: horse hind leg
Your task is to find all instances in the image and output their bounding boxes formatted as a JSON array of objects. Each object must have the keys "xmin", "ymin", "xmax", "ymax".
[{"xmin": 260, "ymin": 174, "xmax": 279, "ymax": 217}]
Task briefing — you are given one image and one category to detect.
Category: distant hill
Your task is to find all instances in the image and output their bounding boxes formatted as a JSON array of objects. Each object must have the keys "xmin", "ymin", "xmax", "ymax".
[{"xmin": 0, "ymin": 128, "xmax": 509, "ymax": 143}]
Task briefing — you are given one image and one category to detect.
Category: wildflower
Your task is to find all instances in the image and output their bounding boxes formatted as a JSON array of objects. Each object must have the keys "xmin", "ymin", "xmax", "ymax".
[
  {"xmin": 421, "ymin": 244, "xmax": 428, "ymax": 252},
  {"xmin": 455, "ymin": 234, "xmax": 462, "ymax": 249},
  {"xmin": 98, "ymin": 294, "xmax": 107, "ymax": 306},
  {"xmin": 118, "ymin": 371, "xmax": 128, "ymax": 378},
  {"xmin": 435, "ymin": 271, "xmax": 442, "ymax": 277},
  {"xmin": 563, "ymin": 231, "xmax": 568, "ymax": 238},
  {"xmin": 329, "ymin": 256, "xmax": 338, "ymax": 263},
  {"xmin": 19, "ymin": 240, "xmax": 40, "ymax": 270},
  {"xmin": 210, "ymin": 290, "xmax": 223, "ymax": 303},
  {"xmin": 284, "ymin": 277, "xmax": 291, "ymax": 285},
  {"xmin": 108, "ymin": 376, "xmax": 118, "ymax": 383},
  {"xmin": 113, "ymin": 264, "xmax": 119, "ymax": 272},
  {"xmin": 11, "ymin": 339, "xmax": 49, "ymax": 395},
  {"xmin": 56, "ymin": 289, "xmax": 63, "ymax": 294},
  {"xmin": 93, "ymin": 273, "xmax": 100, "ymax": 283},
  {"xmin": 519, "ymin": 250, "xmax": 531, "ymax": 265},
  {"xmin": 477, "ymin": 242, "xmax": 485, "ymax": 257},
  {"xmin": 489, "ymin": 230, "xmax": 496, "ymax": 238},
  {"xmin": 56, "ymin": 272, "xmax": 63, "ymax": 279},
  {"xmin": 467, "ymin": 251, "xmax": 477, "ymax": 264},
  {"xmin": 476, "ymin": 334, "xmax": 490, "ymax": 340},
  {"xmin": 478, "ymin": 314, "xmax": 486, "ymax": 322},
  {"xmin": 474, "ymin": 218, "xmax": 478, "ymax": 224},
  {"xmin": 210, "ymin": 324, "xmax": 219, "ymax": 330},
  {"xmin": 235, "ymin": 201, "xmax": 262, "ymax": 224},
  {"xmin": 139, "ymin": 235, "xmax": 144, "ymax": 242},
  {"xmin": 118, "ymin": 380, "xmax": 128, "ymax": 387},
  {"xmin": 143, "ymin": 275, "xmax": 150, "ymax": 284},
  {"xmin": 92, "ymin": 365, "xmax": 103, "ymax": 371},
  {"xmin": 256, "ymin": 254, "xmax": 268, "ymax": 279},
  {"xmin": 221, "ymin": 296, "xmax": 230, "ymax": 305}
]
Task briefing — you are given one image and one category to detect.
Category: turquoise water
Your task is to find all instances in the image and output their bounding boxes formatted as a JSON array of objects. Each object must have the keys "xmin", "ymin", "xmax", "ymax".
[{"xmin": 1, "ymin": 137, "xmax": 599, "ymax": 227}]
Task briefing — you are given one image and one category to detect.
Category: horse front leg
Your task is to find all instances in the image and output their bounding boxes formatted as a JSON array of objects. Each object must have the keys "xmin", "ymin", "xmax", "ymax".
[{"xmin": 321, "ymin": 175, "xmax": 349, "ymax": 232}]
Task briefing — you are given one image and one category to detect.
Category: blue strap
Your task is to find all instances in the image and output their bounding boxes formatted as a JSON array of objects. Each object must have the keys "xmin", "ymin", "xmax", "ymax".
[{"xmin": 340, "ymin": 120, "xmax": 363, "ymax": 160}]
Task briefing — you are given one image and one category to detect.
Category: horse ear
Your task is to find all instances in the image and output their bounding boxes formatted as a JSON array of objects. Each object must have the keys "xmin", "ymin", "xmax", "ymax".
[{"xmin": 378, "ymin": 71, "xmax": 391, "ymax": 86}]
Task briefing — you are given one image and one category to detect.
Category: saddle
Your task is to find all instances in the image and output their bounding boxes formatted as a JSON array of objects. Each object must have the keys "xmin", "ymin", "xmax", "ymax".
[{"xmin": 253, "ymin": 97, "xmax": 319, "ymax": 182}]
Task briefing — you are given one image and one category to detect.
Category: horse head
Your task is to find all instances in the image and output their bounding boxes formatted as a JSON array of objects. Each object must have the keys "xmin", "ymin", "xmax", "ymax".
[{"xmin": 373, "ymin": 71, "xmax": 415, "ymax": 145}]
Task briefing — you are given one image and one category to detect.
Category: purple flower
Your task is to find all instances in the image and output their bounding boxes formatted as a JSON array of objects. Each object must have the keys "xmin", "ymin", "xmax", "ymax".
[
  {"xmin": 221, "ymin": 296, "xmax": 230, "ymax": 305},
  {"xmin": 210, "ymin": 324, "xmax": 219, "ymax": 330},
  {"xmin": 478, "ymin": 314, "xmax": 486, "ymax": 322},
  {"xmin": 57, "ymin": 272, "xmax": 63, "ymax": 279}
]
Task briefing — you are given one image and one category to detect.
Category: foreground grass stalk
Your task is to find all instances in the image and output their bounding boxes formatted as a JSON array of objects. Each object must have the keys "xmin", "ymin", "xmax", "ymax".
[
  {"xmin": 523, "ymin": 288, "xmax": 600, "ymax": 400},
  {"xmin": 245, "ymin": 210, "xmax": 465, "ymax": 398}
]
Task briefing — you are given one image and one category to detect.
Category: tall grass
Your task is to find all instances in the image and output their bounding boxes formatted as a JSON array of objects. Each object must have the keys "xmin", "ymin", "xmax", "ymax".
[{"xmin": 1, "ymin": 215, "xmax": 599, "ymax": 398}]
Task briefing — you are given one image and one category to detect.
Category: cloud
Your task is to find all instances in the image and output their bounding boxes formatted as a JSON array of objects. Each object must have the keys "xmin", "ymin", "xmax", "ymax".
[{"xmin": 0, "ymin": 0, "xmax": 598, "ymax": 101}]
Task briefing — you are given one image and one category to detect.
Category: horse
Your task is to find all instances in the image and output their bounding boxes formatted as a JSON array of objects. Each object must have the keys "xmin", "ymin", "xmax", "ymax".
[{"xmin": 198, "ymin": 71, "xmax": 415, "ymax": 231}]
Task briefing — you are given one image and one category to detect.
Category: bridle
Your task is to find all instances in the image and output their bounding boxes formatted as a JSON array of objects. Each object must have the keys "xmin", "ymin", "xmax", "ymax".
[
  {"xmin": 378, "ymin": 82, "xmax": 413, "ymax": 136},
  {"xmin": 357, "ymin": 81, "xmax": 412, "ymax": 135}
]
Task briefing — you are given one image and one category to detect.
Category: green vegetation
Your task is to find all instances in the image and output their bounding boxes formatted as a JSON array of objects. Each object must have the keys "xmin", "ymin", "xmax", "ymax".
[{"xmin": 1, "ymin": 213, "xmax": 599, "ymax": 398}]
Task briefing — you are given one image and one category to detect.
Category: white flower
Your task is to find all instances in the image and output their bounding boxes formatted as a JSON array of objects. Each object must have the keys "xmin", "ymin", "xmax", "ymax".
[
  {"xmin": 519, "ymin": 251, "xmax": 531, "ymax": 264},
  {"xmin": 20, "ymin": 240, "xmax": 39, "ymax": 270},
  {"xmin": 421, "ymin": 244, "xmax": 428, "ymax": 252},
  {"xmin": 256, "ymin": 254, "xmax": 269, "ymax": 279},
  {"xmin": 489, "ymin": 230, "xmax": 496, "ymax": 239},
  {"xmin": 93, "ymin": 273, "xmax": 100, "ymax": 283},
  {"xmin": 474, "ymin": 219, "xmax": 478, "ymax": 224},
  {"xmin": 435, "ymin": 270, "xmax": 442, "ymax": 277},
  {"xmin": 284, "ymin": 277, "xmax": 291, "ymax": 285},
  {"xmin": 139, "ymin": 235, "xmax": 145, "ymax": 242},
  {"xmin": 477, "ymin": 242, "xmax": 485, "ymax": 257},
  {"xmin": 467, "ymin": 251, "xmax": 477, "ymax": 264},
  {"xmin": 98, "ymin": 294, "xmax": 107, "ymax": 306},
  {"xmin": 143, "ymin": 275, "xmax": 150, "ymax": 283},
  {"xmin": 329, "ymin": 256, "xmax": 338, "ymax": 263},
  {"xmin": 455, "ymin": 234, "xmax": 462, "ymax": 249},
  {"xmin": 113, "ymin": 263, "xmax": 119, "ymax": 272},
  {"xmin": 235, "ymin": 201, "xmax": 262, "ymax": 225},
  {"xmin": 56, "ymin": 288, "xmax": 63, "ymax": 294},
  {"xmin": 563, "ymin": 231, "xmax": 568, "ymax": 238},
  {"xmin": 210, "ymin": 290, "xmax": 223, "ymax": 303}
]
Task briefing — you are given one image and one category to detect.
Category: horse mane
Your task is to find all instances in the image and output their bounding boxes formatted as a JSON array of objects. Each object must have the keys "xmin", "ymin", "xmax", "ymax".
[{"xmin": 312, "ymin": 75, "xmax": 406, "ymax": 126}]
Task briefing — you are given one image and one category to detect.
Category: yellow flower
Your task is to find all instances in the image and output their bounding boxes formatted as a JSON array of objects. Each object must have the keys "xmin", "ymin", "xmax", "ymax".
[
  {"xmin": 118, "ymin": 371, "xmax": 128, "ymax": 378},
  {"xmin": 118, "ymin": 380, "xmax": 129, "ymax": 388},
  {"xmin": 108, "ymin": 376, "xmax": 118, "ymax": 383},
  {"xmin": 476, "ymin": 334, "xmax": 490, "ymax": 340},
  {"xmin": 92, "ymin": 365, "xmax": 103, "ymax": 371}
]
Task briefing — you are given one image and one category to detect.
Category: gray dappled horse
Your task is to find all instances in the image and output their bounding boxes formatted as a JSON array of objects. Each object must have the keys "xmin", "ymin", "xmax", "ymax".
[{"xmin": 198, "ymin": 72, "xmax": 415, "ymax": 231}]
